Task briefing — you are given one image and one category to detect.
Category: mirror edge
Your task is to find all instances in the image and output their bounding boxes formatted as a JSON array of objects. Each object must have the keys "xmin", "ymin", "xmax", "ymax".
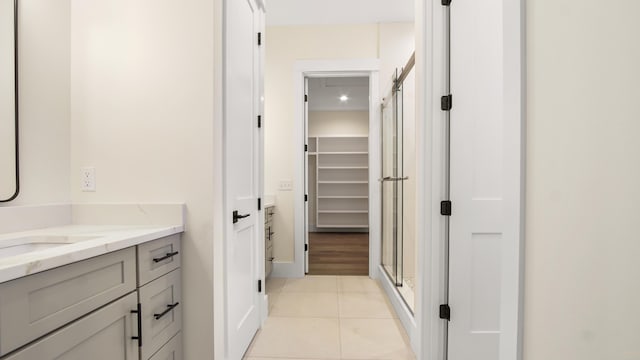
[{"xmin": 0, "ymin": 0, "xmax": 20, "ymax": 203}]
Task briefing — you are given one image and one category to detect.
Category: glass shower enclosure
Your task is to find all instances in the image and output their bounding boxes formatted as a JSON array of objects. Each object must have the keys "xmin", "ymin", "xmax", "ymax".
[{"xmin": 381, "ymin": 56, "xmax": 417, "ymax": 312}]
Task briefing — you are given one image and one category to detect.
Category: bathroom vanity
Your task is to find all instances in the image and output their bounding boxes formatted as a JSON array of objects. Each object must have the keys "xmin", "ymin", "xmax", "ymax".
[{"xmin": 0, "ymin": 222, "xmax": 184, "ymax": 360}]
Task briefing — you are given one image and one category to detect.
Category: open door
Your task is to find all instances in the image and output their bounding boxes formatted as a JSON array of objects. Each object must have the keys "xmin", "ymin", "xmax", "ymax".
[{"xmin": 224, "ymin": 0, "xmax": 262, "ymax": 358}]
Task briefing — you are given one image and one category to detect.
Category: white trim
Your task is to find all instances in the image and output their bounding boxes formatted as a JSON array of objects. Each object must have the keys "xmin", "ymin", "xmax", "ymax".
[
  {"xmin": 213, "ymin": 0, "xmax": 224, "ymax": 357},
  {"xmin": 418, "ymin": 1, "xmax": 447, "ymax": 359},
  {"xmin": 378, "ymin": 265, "xmax": 420, "ymax": 351},
  {"xmin": 293, "ymin": 59, "xmax": 381, "ymax": 279},
  {"xmin": 418, "ymin": 1, "xmax": 526, "ymax": 360},
  {"xmin": 500, "ymin": 0, "xmax": 526, "ymax": 358}
]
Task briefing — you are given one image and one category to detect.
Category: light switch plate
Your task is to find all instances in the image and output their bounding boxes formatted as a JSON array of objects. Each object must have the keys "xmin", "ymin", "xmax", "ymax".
[{"xmin": 279, "ymin": 180, "xmax": 293, "ymax": 191}]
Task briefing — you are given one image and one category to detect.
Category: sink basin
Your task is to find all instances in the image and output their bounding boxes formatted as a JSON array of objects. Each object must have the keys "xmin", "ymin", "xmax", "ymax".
[{"xmin": 0, "ymin": 236, "xmax": 99, "ymax": 258}]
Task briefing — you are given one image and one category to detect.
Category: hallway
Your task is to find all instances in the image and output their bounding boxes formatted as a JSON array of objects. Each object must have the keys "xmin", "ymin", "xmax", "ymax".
[{"xmin": 244, "ymin": 276, "xmax": 415, "ymax": 359}]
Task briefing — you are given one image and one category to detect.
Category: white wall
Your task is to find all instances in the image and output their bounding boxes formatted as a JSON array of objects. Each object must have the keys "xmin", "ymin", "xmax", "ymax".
[
  {"xmin": 0, "ymin": 0, "xmax": 71, "ymax": 206},
  {"xmin": 525, "ymin": 1, "xmax": 640, "ymax": 359},
  {"xmin": 69, "ymin": 1, "xmax": 215, "ymax": 358},
  {"xmin": 308, "ymin": 110, "xmax": 369, "ymax": 137},
  {"xmin": 265, "ymin": 23, "xmax": 414, "ymax": 262},
  {"xmin": 0, "ymin": 0, "xmax": 15, "ymax": 199}
]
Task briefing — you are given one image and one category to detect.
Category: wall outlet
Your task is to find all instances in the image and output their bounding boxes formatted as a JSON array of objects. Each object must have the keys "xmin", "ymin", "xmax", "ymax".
[
  {"xmin": 81, "ymin": 167, "xmax": 96, "ymax": 192},
  {"xmin": 279, "ymin": 180, "xmax": 293, "ymax": 191}
]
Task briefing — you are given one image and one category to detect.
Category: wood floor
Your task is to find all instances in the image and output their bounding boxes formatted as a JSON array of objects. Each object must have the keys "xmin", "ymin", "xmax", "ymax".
[{"xmin": 308, "ymin": 232, "xmax": 369, "ymax": 276}]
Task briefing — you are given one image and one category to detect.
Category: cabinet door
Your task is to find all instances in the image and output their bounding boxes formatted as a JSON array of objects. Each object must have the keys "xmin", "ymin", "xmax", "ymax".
[
  {"xmin": 4, "ymin": 292, "xmax": 139, "ymax": 360},
  {"xmin": 0, "ymin": 248, "xmax": 136, "ymax": 355},
  {"xmin": 149, "ymin": 333, "xmax": 182, "ymax": 360},
  {"xmin": 139, "ymin": 269, "xmax": 182, "ymax": 360}
]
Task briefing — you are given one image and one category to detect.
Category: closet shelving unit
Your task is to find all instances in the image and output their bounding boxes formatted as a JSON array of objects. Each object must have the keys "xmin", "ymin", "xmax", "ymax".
[{"xmin": 308, "ymin": 136, "xmax": 369, "ymax": 229}]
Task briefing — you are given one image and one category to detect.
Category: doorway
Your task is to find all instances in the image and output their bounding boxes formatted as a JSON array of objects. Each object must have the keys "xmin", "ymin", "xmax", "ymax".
[{"xmin": 305, "ymin": 76, "xmax": 371, "ymax": 276}]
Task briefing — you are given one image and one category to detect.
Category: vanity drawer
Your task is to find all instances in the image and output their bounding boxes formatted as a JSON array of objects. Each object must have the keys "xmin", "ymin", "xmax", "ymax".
[
  {"xmin": 138, "ymin": 235, "xmax": 181, "ymax": 286},
  {"xmin": 139, "ymin": 269, "xmax": 182, "ymax": 360},
  {"xmin": 3, "ymin": 292, "xmax": 139, "ymax": 360},
  {"xmin": 149, "ymin": 333, "xmax": 182, "ymax": 360},
  {"xmin": 0, "ymin": 248, "xmax": 136, "ymax": 356}
]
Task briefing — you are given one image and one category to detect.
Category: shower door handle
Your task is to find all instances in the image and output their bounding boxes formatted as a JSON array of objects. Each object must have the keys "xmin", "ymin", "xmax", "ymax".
[{"xmin": 379, "ymin": 176, "xmax": 409, "ymax": 182}]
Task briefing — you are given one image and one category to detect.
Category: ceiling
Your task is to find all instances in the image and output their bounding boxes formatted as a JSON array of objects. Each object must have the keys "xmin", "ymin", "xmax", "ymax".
[
  {"xmin": 308, "ymin": 77, "xmax": 369, "ymax": 112},
  {"xmin": 266, "ymin": 0, "xmax": 414, "ymax": 26}
]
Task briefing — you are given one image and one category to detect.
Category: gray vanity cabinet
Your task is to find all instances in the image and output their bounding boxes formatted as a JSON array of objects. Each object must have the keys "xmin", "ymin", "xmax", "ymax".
[
  {"xmin": 0, "ymin": 235, "xmax": 182, "ymax": 360},
  {"xmin": 265, "ymin": 206, "xmax": 275, "ymax": 277},
  {"xmin": 0, "ymin": 248, "xmax": 137, "ymax": 356},
  {"xmin": 4, "ymin": 292, "xmax": 139, "ymax": 360}
]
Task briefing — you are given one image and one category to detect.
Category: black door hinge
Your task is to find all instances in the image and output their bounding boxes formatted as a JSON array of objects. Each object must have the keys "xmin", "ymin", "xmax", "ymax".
[
  {"xmin": 304, "ymin": 94, "xmax": 308, "ymax": 102},
  {"xmin": 439, "ymin": 304, "xmax": 451, "ymax": 320},
  {"xmin": 305, "ymin": 144, "xmax": 308, "ymax": 152},
  {"xmin": 305, "ymin": 244, "xmax": 308, "ymax": 251},
  {"xmin": 258, "ymin": 32, "xmax": 262, "ymax": 46},
  {"xmin": 442, "ymin": 0, "xmax": 452, "ymax": 5},
  {"xmin": 258, "ymin": 115, "xmax": 262, "ymax": 128},
  {"xmin": 258, "ymin": 279, "xmax": 262, "ymax": 292},
  {"xmin": 441, "ymin": 94, "xmax": 452, "ymax": 111},
  {"xmin": 305, "ymin": 194, "xmax": 308, "ymax": 202},
  {"xmin": 258, "ymin": 198, "xmax": 262, "ymax": 211},
  {"xmin": 440, "ymin": 200, "xmax": 452, "ymax": 216}
]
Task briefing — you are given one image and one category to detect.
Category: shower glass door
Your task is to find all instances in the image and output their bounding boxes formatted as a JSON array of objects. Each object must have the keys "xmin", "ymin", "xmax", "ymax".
[
  {"xmin": 381, "ymin": 61, "xmax": 416, "ymax": 313},
  {"xmin": 381, "ymin": 69, "xmax": 404, "ymax": 287}
]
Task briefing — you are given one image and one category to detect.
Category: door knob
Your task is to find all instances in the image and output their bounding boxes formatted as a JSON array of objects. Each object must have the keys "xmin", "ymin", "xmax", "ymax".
[{"xmin": 233, "ymin": 210, "xmax": 251, "ymax": 224}]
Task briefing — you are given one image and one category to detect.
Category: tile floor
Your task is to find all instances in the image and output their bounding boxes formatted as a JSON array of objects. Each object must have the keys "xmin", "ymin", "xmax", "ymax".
[{"xmin": 243, "ymin": 275, "xmax": 416, "ymax": 360}]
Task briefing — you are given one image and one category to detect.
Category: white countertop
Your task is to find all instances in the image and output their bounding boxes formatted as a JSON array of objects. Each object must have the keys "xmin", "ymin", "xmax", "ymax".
[{"xmin": 0, "ymin": 224, "xmax": 184, "ymax": 284}]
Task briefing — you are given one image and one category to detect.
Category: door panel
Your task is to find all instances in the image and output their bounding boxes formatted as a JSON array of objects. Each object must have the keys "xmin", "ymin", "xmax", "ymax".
[
  {"xmin": 224, "ymin": 0, "xmax": 261, "ymax": 358},
  {"xmin": 449, "ymin": 0, "xmax": 504, "ymax": 358}
]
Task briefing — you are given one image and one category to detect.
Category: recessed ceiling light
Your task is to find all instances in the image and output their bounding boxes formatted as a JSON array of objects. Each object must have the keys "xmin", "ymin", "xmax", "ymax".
[{"xmin": 339, "ymin": 95, "xmax": 349, "ymax": 102}]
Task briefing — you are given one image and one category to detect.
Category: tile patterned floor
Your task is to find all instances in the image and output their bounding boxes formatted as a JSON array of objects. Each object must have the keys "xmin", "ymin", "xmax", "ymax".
[{"xmin": 244, "ymin": 276, "xmax": 416, "ymax": 360}]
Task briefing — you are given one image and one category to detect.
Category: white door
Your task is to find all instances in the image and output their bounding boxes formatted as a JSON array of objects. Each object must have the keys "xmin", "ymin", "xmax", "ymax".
[
  {"xmin": 224, "ymin": 0, "xmax": 261, "ymax": 359},
  {"xmin": 448, "ymin": 0, "xmax": 511, "ymax": 358}
]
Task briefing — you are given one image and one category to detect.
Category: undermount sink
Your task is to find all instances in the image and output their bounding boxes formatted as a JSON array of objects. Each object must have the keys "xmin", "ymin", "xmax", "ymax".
[{"xmin": 0, "ymin": 236, "xmax": 100, "ymax": 258}]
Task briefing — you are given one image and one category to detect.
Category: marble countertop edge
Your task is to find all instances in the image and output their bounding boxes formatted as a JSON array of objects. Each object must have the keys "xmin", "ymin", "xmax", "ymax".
[{"xmin": 0, "ymin": 224, "xmax": 184, "ymax": 284}]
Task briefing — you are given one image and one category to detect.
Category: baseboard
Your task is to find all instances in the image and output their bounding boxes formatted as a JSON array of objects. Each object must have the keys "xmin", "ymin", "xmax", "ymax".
[
  {"xmin": 378, "ymin": 265, "xmax": 419, "ymax": 354},
  {"xmin": 271, "ymin": 261, "xmax": 304, "ymax": 278}
]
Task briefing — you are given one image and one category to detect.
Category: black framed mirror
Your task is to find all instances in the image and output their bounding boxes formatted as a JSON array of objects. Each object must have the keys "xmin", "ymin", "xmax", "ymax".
[{"xmin": 0, "ymin": 0, "xmax": 19, "ymax": 202}]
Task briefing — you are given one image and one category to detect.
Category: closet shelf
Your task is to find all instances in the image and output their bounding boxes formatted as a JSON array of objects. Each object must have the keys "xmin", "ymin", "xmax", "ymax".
[
  {"xmin": 316, "ymin": 225, "xmax": 369, "ymax": 229},
  {"xmin": 317, "ymin": 152, "xmax": 368, "ymax": 155},
  {"xmin": 317, "ymin": 210, "xmax": 368, "ymax": 214},
  {"xmin": 318, "ymin": 181, "xmax": 368, "ymax": 184},
  {"xmin": 317, "ymin": 166, "xmax": 368, "ymax": 170},
  {"xmin": 318, "ymin": 196, "xmax": 368, "ymax": 199},
  {"xmin": 310, "ymin": 135, "xmax": 370, "ymax": 230}
]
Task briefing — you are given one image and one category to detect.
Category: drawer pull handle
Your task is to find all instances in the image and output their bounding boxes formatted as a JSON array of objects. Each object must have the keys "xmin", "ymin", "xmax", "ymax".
[
  {"xmin": 153, "ymin": 251, "xmax": 179, "ymax": 263},
  {"xmin": 154, "ymin": 302, "xmax": 180, "ymax": 320},
  {"xmin": 131, "ymin": 303, "xmax": 143, "ymax": 347}
]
